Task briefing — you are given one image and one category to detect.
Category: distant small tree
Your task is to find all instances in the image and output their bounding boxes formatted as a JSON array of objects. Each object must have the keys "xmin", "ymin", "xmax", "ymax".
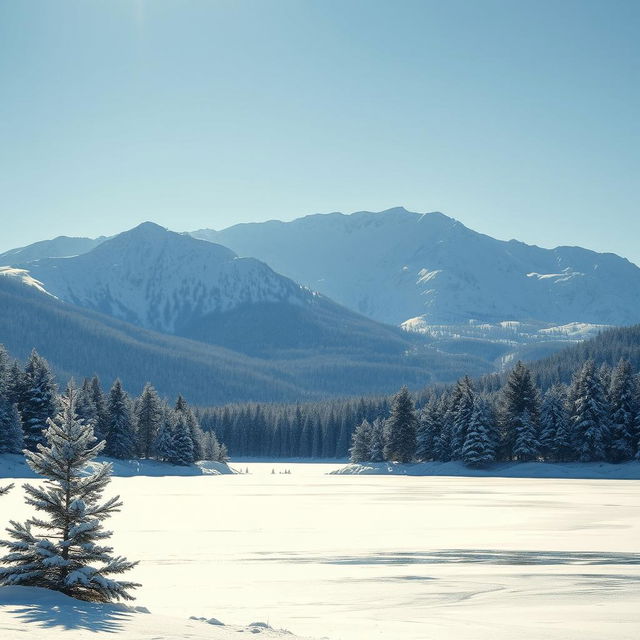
[
  {"xmin": 135, "ymin": 384, "xmax": 164, "ymax": 458},
  {"xmin": 384, "ymin": 387, "xmax": 417, "ymax": 463},
  {"xmin": 0, "ymin": 386, "xmax": 139, "ymax": 602},
  {"xmin": 349, "ymin": 419, "xmax": 372, "ymax": 463},
  {"xmin": 462, "ymin": 396, "xmax": 496, "ymax": 468},
  {"xmin": 169, "ymin": 413, "xmax": 194, "ymax": 466},
  {"xmin": 105, "ymin": 380, "xmax": 136, "ymax": 460},
  {"xmin": 18, "ymin": 350, "xmax": 58, "ymax": 451},
  {"xmin": 608, "ymin": 359, "xmax": 636, "ymax": 462},
  {"xmin": 369, "ymin": 418, "xmax": 386, "ymax": 462}
]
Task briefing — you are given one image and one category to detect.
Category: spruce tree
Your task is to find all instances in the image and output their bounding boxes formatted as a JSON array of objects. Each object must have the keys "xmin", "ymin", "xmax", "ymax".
[
  {"xmin": 538, "ymin": 384, "xmax": 569, "ymax": 461},
  {"xmin": 105, "ymin": 380, "xmax": 136, "ymax": 459},
  {"xmin": 153, "ymin": 412, "xmax": 175, "ymax": 462},
  {"xmin": 368, "ymin": 417, "xmax": 386, "ymax": 462},
  {"xmin": 499, "ymin": 361, "xmax": 540, "ymax": 460},
  {"xmin": 462, "ymin": 396, "xmax": 496, "ymax": 467},
  {"xmin": 0, "ymin": 387, "xmax": 139, "ymax": 602},
  {"xmin": 451, "ymin": 377, "xmax": 475, "ymax": 460},
  {"xmin": 174, "ymin": 396, "xmax": 203, "ymax": 461},
  {"xmin": 0, "ymin": 401, "xmax": 24, "ymax": 454},
  {"xmin": 170, "ymin": 413, "xmax": 194, "ymax": 466},
  {"xmin": 349, "ymin": 419, "xmax": 372, "ymax": 463},
  {"xmin": 135, "ymin": 384, "xmax": 164, "ymax": 458},
  {"xmin": 18, "ymin": 350, "xmax": 58, "ymax": 451},
  {"xmin": 608, "ymin": 359, "xmax": 636, "ymax": 462},
  {"xmin": 383, "ymin": 387, "xmax": 417, "ymax": 463},
  {"xmin": 512, "ymin": 408, "xmax": 540, "ymax": 461},
  {"xmin": 416, "ymin": 399, "xmax": 439, "ymax": 461},
  {"xmin": 569, "ymin": 360, "xmax": 609, "ymax": 462}
]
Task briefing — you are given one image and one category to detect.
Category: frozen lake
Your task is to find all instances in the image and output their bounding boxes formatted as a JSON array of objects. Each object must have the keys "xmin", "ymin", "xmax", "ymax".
[{"xmin": 3, "ymin": 462, "xmax": 640, "ymax": 639}]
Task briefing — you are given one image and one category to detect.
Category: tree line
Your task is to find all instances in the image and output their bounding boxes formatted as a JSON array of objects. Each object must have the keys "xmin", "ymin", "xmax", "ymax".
[
  {"xmin": 350, "ymin": 359, "xmax": 640, "ymax": 467},
  {"xmin": 0, "ymin": 346, "xmax": 227, "ymax": 466}
]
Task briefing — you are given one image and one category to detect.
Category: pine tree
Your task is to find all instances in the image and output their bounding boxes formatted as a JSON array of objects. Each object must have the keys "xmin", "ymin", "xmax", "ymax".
[
  {"xmin": 383, "ymin": 387, "xmax": 417, "ymax": 463},
  {"xmin": 135, "ymin": 384, "xmax": 164, "ymax": 458},
  {"xmin": 174, "ymin": 396, "xmax": 203, "ymax": 461},
  {"xmin": 0, "ymin": 386, "xmax": 139, "ymax": 602},
  {"xmin": 349, "ymin": 419, "xmax": 372, "ymax": 463},
  {"xmin": 0, "ymin": 401, "xmax": 24, "ymax": 454},
  {"xmin": 539, "ymin": 385, "xmax": 569, "ymax": 461},
  {"xmin": 415, "ymin": 399, "xmax": 439, "ymax": 461},
  {"xmin": 153, "ymin": 412, "xmax": 174, "ymax": 462},
  {"xmin": 451, "ymin": 377, "xmax": 475, "ymax": 460},
  {"xmin": 569, "ymin": 360, "xmax": 609, "ymax": 462},
  {"xmin": 202, "ymin": 431, "xmax": 222, "ymax": 461},
  {"xmin": 18, "ymin": 350, "xmax": 58, "ymax": 451},
  {"xmin": 512, "ymin": 408, "xmax": 540, "ymax": 461},
  {"xmin": 462, "ymin": 396, "xmax": 496, "ymax": 467},
  {"xmin": 169, "ymin": 413, "xmax": 194, "ymax": 466},
  {"xmin": 499, "ymin": 361, "xmax": 540, "ymax": 460},
  {"xmin": 368, "ymin": 417, "xmax": 386, "ymax": 462},
  {"xmin": 433, "ymin": 393, "xmax": 453, "ymax": 461},
  {"xmin": 608, "ymin": 359, "xmax": 636, "ymax": 462},
  {"xmin": 89, "ymin": 377, "xmax": 109, "ymax": 442},
  {"xmin": 105, "ymin": 380, "xmax": 136, "ymax": 459},
  {"xmin": 75, "ymin": 379, "xmax": 98, "ymax": 427}
]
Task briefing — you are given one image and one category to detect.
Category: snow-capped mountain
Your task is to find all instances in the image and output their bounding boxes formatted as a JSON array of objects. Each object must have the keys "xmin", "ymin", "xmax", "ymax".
[
  {"xmin": 191, "ymin": 207, "xmax": 640, "ymax": 329},
  {"xmin": 0, "ymin": 235, "xmax": 107, "ymax": 265},
  {"xmin": 9, "ymin": 222, "xmax": 430, "ymax": 363},
  {"xmin": 19, "ymin": 222, "xmax": 308, "ymax": 335}
]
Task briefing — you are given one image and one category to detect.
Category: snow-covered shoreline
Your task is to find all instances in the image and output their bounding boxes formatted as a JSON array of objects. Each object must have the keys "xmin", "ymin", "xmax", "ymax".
[
  {"xmin": 0, "ymin": 454, "xmax": 236, "ymax": 479},
  {"xmin": 0, "ymin": 586, "xmax": 313, "ymax": 639},
  {"xmin": 331, "ymin": 460, "xmax": 640, "ymax": 479}
]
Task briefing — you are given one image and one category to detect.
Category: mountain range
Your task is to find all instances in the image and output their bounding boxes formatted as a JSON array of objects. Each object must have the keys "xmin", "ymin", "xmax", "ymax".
[{"xmin": 2, "ymin": 207, "xmax": 639, "ymax": 403}]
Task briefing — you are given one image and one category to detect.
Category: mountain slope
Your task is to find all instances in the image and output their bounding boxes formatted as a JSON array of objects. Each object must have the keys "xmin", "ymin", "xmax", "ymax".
[
  {"xmin": 14, "ymin": 222, "xmax": 425, "ymax": 359},
  {"xmin": 192, "ymin": 207, "xmax": 640, "ymax": 328},
  {"xmin": 0, "ymin": 235, "xmax": 107, "ymax": 264},
  {"xmin": 0, "ymin": 251, "xmax": 493, "ymax": 402}
]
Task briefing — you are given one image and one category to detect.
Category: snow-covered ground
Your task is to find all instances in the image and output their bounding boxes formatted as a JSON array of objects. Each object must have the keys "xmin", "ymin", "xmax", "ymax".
[
  {"xmin": 0, "ymin": 586, "xmax": 310, "ymax": 639},
  {"xmin": 1, "ymin": 461, "xmax": 639, "ymax": 639},
  {"xmin": 0, "ymin": 453, "xmax": 235, "ymax": 478},
  {"xmin": 332, "ymin": 460, "xmax": 640, "ymax": 479}
]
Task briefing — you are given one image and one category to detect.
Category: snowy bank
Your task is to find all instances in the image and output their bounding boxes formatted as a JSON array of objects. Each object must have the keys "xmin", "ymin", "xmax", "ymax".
[
  {"xmin": 0, "ymin": 586, "xmax": 314, "ymax": 640},
  {"xmin": 0, "ymin": 454, "xmax": 236, "ymax": 479},
  {"xmin": 331, "ymin": 460, "xmax": 640, "ymax": 479}
]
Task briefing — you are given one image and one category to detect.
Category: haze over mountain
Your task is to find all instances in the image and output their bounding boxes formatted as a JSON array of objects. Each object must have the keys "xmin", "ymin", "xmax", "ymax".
[{"xmin": 191, "ymin": 207, "xmax": 640, "ymax": 329}]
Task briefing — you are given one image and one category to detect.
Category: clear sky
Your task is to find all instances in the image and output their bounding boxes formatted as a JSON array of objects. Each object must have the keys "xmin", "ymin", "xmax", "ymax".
[{"xmin": 1, "ymin": 1, "xmax": 638, "ymax": 262}]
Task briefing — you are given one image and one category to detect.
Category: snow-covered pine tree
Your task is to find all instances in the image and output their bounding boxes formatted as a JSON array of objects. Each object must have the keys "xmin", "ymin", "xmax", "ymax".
[
  {"xmin": 75, "ymin": 379, "xmax": 98, "ymax": 427},
  {"xmin": 433, "ymin": 393, "xmax": 453, "ymax": 461},
  {"xmin": 383, "ymin": 387, "xmax": 417, "ymax": 463},
  {"xmin": 608, "ymin": 359, "xmax": 636, "ymax": 462},
  {"xmin": 0, "ymin": 400, "xmax": 24, "ymax": 454},
  {"xmin": 0, "ymin": 386, "xmax": 139, "ymax": 602},
  {"xmin": 462, "ymin": 396, "xmax": 496, "ymax": 467},
  {"xmin": 18, "ymin": 350, "xmax": 58, "ymax": 451},
  {"xmin": 499, "ymin": 361, "xmax": 540, "ymax": 460},
  {"xmin": 349, "ymin": 419, "xmax": 372, "ymax": 463},
  {"xmin": 568, "ymin": 360, "xmax": 609, "ymax": 462},
  {"xmin": 169, "ymin": 413, "xmax": 194, "ymax": 466},
  {"xmin": 202, "ymin": 430, "xmax": 222, "ymax": 461},
  {"xmin": 135, "ymin": 384, "xmax": 164, "ymax": 458},
  {"xmin": 153, "ymin": 411, "xmax": 175, "ymax": 462},
  {"xmin": 451, "ymin": 377, "xmax": 475, "ymax": 460},
  {"xmin": 174, "ymin": 396, "xmax": 203, "ymax": 461},
  {"xmin": 89, "ymin": 377, "xmax": 109, "ymax": 442},
  {"xmin": 104, "ymin": 380, "xmax": 136, "ymax": 459},
  {"xmin": 415, "ymin": 398, "xmax": 439, "ymax": 461},
  {"xmin": 368, "ymin": 417, "xmax": 386, "ymax": 462},
  {"xmin": 539, "ymin": 384, "xmax": 569, "ymax": 461},
  {"xmin": 512, "ymin": 408, "xmax": 540, "ymax": 461}
]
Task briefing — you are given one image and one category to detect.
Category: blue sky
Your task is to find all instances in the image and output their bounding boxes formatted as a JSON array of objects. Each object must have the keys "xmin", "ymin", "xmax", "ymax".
[{"xmin": 1, "ymin": 1, "xmax": 638, "ymax": 262}]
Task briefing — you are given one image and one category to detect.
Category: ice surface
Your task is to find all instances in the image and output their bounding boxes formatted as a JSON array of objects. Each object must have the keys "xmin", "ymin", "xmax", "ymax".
[{"xmin": 1, "ymin": 461, "xmax": 639, "ymax": 639}]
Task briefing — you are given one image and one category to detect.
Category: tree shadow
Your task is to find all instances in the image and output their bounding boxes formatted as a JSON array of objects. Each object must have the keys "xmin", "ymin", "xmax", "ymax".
[{"xmin": 9, "ymin": 600, "xmax": 134, "ymax": 633}]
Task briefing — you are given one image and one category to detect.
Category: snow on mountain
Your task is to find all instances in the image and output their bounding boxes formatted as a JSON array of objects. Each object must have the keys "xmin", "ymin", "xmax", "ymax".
[
  {"xmin": 20, "ymin": 222, "xmax": 309, "ymax": 335},
  {"xmin": 0, "ymin": 266, "xmax": 55, "ymax": 297},
  {"xmin": 192, "ymin": 207, "xmax": 640, "ymax": 328},
  {"xmin": 0, "ymin": 235, "xmax": 107, "ymax": 264}
]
